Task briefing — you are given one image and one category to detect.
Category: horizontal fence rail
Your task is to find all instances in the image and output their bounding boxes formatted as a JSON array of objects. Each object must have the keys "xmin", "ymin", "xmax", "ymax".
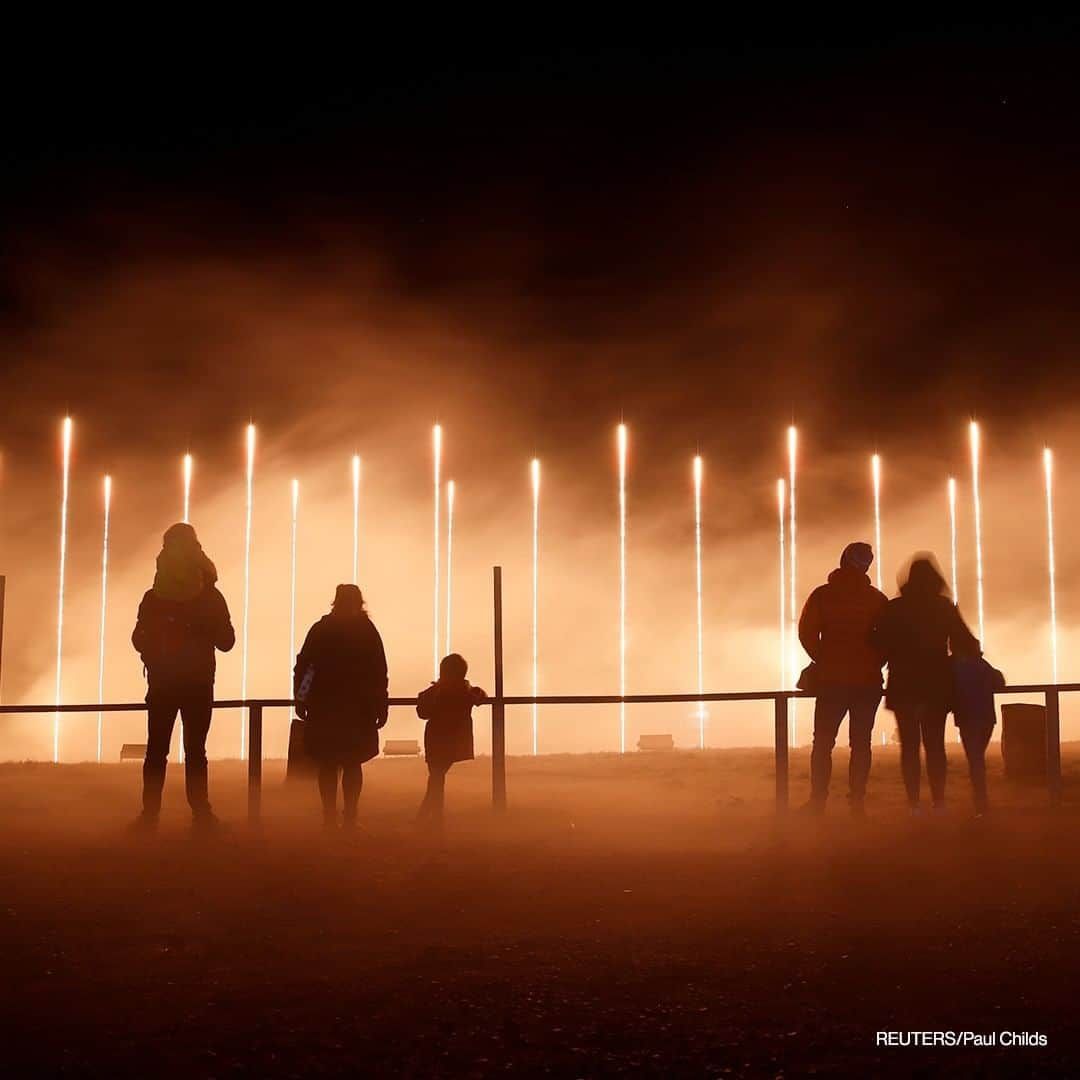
[{"xmin": 0, "ymin": 682, "xmax": 1070, "ymax": 820}]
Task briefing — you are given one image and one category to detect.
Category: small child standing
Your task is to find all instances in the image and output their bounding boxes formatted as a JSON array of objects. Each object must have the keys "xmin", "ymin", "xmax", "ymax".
[
  {"xmin": 951, "ymin": 639, "xmax": 1006, "ymax": 817},
  {"xmin": 416, "ymin": 653, "xmax": 487, "ymax": 822}
]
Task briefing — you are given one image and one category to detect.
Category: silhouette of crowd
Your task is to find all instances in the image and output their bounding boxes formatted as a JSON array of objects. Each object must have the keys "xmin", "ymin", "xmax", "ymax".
[{"xmin": 130, "ymin": 524, "xmax": 1001, "ymax": 833}]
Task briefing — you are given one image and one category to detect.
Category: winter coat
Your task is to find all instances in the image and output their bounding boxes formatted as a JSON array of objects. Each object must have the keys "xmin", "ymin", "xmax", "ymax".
[
  {"xmin": 871, "ymin": 588, "xmax": 979, "ymax": 710},
  {"xmin": 417, "ymin": 679, "xmax": 487, "ymax": 768},
  {"xmin": 798, "ymin": 566, "xmax": 888, "ymax": 688},
  {"xmin": 132, "ymin": 585, "xmax": 235, "ymax": 693},
  {"xmin": 952, "ymin": 655, "xmax": 1006, "ymax": 732},
  {"xmin": 293, "ymin": 613, "xmax": 388, "ymax": 762}
]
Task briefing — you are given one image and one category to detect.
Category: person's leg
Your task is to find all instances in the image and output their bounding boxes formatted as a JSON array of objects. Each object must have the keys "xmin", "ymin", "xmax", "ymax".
[
  {"xmin": 847, "ymin": 689, "xmax": 881, "ymax": 808},
  {"xmin": 960, "ymin": 723, "xmax": 991, "ymax": 814},
  {"xmin": 180, "ymin": 691, "xmax": 214, "ymax": 820},
  {"xmin": 317, "ymin": 760, "xmax": 339, "ymax": 827},
  {"xmin": 921, "ymin": 707, "xmax": 948, "ymax": 808},
  {"xmin": 808, "ymin": 695, "xmax": 846, "ymax": 808},
  {"xmin": 341, "ymin": 756, "xmax": 363, "ymax": 826},
  {"xmin": 895, "ymin": 707, "xmax": 923, "ymax": 808},
  {"xmin": 141, "ymin": 695, "xmax": 178, "ymax": 822}
]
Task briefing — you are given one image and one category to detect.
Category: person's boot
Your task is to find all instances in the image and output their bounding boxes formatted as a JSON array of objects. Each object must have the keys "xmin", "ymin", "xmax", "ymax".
[
  {"xmin": 191, "ymin": 807, "xmax": 223, "ymax": 836},
  {"xmin": 129, "ymin": 810, "xmax": 158, "ymax": 834},
  {"xmin": 798, "ymin": 795, "xmax": 826, "ymax": 816}
]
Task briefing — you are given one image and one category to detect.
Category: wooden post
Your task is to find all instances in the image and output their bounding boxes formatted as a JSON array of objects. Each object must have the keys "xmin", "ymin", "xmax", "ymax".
[
  {"xmin": 492, "ymin": 566, "xmax": 506, "ymax": 811},
  {"xmin": 774, "ymin": 694, "xmax": 789, "ymax": 812},
  {"xmin": 248, "ymin": 704, "xmax": 263, "ymax": 825},
  {"xmin": 1046, "ymin": 688, "xmax": 1062, "ymax": 808}
]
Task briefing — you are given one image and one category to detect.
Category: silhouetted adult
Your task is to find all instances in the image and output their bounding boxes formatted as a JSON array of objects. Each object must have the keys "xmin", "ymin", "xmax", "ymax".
[
  {"xmin": 871, "ymin": 554, "xmax": 979, "ymax": 813},
  {"xmin": 293, "ymin": 585, "xmax": 388, "ymax": 830},
  {"xmin": 798, "ymin": 542, "xmax": 888, "ymax": 815},
  {"xmin": 131, "ymin": 523, "xmax": 235, "ymax": 832}
]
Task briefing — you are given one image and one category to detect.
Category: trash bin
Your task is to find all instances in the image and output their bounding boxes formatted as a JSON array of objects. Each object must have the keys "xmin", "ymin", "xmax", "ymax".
[{"xmin": 1000, "ymin": 703, "xmax": 1046, "ymax": 781}]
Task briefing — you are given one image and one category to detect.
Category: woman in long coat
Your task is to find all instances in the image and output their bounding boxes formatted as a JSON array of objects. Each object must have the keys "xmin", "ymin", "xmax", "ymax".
[{"xmin": 294, "ymin": 585, "xmax": 388, "ymax": 829}]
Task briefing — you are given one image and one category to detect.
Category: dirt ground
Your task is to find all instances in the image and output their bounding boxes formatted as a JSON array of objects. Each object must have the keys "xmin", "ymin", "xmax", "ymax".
[{"xmin": 1, "ymin": 743, "xmax": 1078, "ymax": 1077}]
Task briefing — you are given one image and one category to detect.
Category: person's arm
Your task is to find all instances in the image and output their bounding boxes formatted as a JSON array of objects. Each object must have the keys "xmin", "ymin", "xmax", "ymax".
[
  {"xmin": 131, "ymin": 592, "xmax": 152, "ymax": 658},
  {"xmin": 208, "ymin": 589, "xmax": 236, "ymax": 653},
  {"xmin": 416, "ymin": 684, "xmax": 437, "ymax": 720},
  {"xmin": 372, "ymin": 626, "xmax": 390, "ymax": 727},
  {"xmin": 947, "ymin": 603, "xmax": 980, "ymax": 658},
  {"xmin": 798, "ymin": 589, "xmax": 822, "ymax": 662}
]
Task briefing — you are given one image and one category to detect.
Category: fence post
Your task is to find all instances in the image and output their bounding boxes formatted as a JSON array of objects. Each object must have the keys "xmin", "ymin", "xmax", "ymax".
[
  {"xmin": 492, "ymin": 566, "xmax": 506, "ymax": 811},
  {"xmin": 0, "ymin": 575, "xmax": 6, "ymax": 701},
  {"xmin": 774, "ymin": 694, "xmax": 789, "ymax": 812},
  {"xmin": 247, "ymin": 704, "xmax": 263, "ymax": 825},
  {"xmin": 1045, "ymin": 688, "xmax": 1062, "ymax": 808}
]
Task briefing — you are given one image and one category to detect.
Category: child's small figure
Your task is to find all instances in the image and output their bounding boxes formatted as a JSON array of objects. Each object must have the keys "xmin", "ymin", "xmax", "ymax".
[
  {"xmin": 416, "ymin": 653, "xmax": 487, "ymax": 823},
  {"xmin": 951, "ymin": 639, "xmax": 1006, "ymax": 817}
]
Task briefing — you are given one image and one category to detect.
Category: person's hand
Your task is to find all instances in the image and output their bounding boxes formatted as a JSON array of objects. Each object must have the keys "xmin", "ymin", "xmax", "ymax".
[
  {"xmin": 295, "ymin": 703, "xmax": 309, "ymax": 721},
  {"xmin": 375, "ymin": 704, "xmax": 389, "ymax": 729}
]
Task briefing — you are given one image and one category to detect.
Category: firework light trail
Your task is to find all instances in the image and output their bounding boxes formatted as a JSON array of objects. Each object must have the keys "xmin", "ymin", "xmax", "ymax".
[
  {"xmin": 871, "ymin": 454, "xmax": 883, "ymax": 591},
  {"xmin": 445, "ymin": 479, "xmax": 455, "ymax": 654},
  {"xmin": 351, "ymin": 454, "xmax": 361, "ymax": 585},
  {"xmin": 531, "ymin": 458, "xmax": 540, "ymax": 756},
  {"xmin": 1044, "ymin": 448, "xmax": 1058, "ymax": 684},
  {"xmin": 969, "ymin": 421, "xmax": 985, "ymax": 645},
  {"xmin": 617, "ymin": 423, "xmax": 628, "ymax": 754},
  {"xmin": 240, "ymin": 423, "xmax": 255, "ymax": 758},
  {"xmin": 778, "ymin": 478, "xmax": 786, "ymax": 690},
  {"xmin": 96, "ymin": 475, "xmax": 111, "ymax": 763},
  {"xmin": 53, "ymin": 417, "xmax": 72, "ymax": 763},
  {"xmin": 182, "ymin": 453, "xmax": 193, "ymax": 523},
  {"xmin": 787, "ymin": 425, "xmax": 798, "ymax": 745},
  {"xmin": 432, "ymin": 424, "xmax": 442, "ymax": 678},
  {"xmin": 693, "ymin": 455, "xmax": 705, "ymax": 749},
  {"xmin": 948, "ymin": 477, "xmax": 959, "ymax": 603},
  {"xmin": 290, "ymin": 478, "xmax": 299, "ymax": 700}
]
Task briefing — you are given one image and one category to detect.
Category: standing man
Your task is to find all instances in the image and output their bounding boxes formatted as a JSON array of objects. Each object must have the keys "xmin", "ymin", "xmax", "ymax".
[
  {"xmin": 132, "ymin": 523, "xmax": 235, "ymax": 833},
  {"xmin": 798, "ymin": 542, "xmax": 888, "ymax": 815}
]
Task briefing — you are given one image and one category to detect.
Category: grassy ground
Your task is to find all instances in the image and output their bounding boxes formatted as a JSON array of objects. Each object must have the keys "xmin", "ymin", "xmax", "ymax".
[{"xmin": 1, "ymin": 743, "xmax": 1077, "ymax": 1076}]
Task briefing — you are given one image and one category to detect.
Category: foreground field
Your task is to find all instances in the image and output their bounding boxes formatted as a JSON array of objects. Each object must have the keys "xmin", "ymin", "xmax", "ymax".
[{"xmin": 1, "ymin": 744, "xmax": 1078, "ymax": 1077}]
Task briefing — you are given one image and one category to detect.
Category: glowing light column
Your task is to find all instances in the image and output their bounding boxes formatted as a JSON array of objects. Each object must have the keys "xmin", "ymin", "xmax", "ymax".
[
  {"xmin": 618, "ymin": 423, "xmax": 628, "ymax": 754},
  {"xmin": 871, "ymin": 454, "xmax": 883, "ymax": 591},
  {"xmin": 96, "ymin": 475, "xmax": 112, "ymax": 763},
  {"xmin": 54, "ymin": 417, "xmax": 73, "ymax": 764},
  {"xmin": 240, "ymin": 423, "xmax": 255, "ymax": 758},
  {"xmin": 290, "ymin": 478, "xmax": 299, "ymax": 698},
  {"xmin": 778, "ymin": 478, "xmax": 786, "ymax": 690},
  {"xmin": 445, "ymin": 480, "xmax": 455, "ymax": 654},
  {"xmin": 948, "ymin": 477, "xmax": 959, "ymax": 603},
  {"xmin": 351, "ymin": 454, "xmax": 361, "ymax": 585},
  {"xmin": 1044, "ymin": 449, "xmax": 1059, "ymax": 684},
  {"xmin": 693, "ymin": 455, "xmax": 705, "ymax": 749},
  {"xmin": 969, "ymin": 421, "xmax": 985, "ymax": 645},
  {"xmin": 531, "ymin": 459, "xmax": 540, "ymax": 756},
  {"xmin": 787, "ymin": 425, "xmax": 798, "ymax": 746},
  {"xmin": 432, "ymin": 424, "xmax": 442, "ymax": 677},
  {"xmin": 183, "ymin": 453, "xmax": 193, "ymax": 523}
]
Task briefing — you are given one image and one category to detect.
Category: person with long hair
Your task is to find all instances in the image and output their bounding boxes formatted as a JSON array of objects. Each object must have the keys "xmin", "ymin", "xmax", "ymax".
[
  {"xmin": 872, "ymin": 554, "xmax": 979, "ymax": 814},
  {"xmin": 294, "ymin": 585, "xmax": 389, "ymax": 831}
]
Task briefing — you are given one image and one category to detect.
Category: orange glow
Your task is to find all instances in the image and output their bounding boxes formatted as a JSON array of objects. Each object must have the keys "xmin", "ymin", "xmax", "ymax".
[
  {"xmin": 96, "ymin": 475, "xmax": 111, "ymax": 763},
  {"xmin": 53, "ymin": 417, "xmax": 72, "ymax": 764}
]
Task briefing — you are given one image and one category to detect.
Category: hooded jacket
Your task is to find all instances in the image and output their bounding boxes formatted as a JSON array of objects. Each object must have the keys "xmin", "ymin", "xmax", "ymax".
[
  {"xmin": 798, "ymin": 566, "xmax": 888, "ymax": 688},
  {"xmin": 132, "ymin": 530, "xmax": 234, "ymax": 692},
  {"xmin": 417, "ymin": 677, "xmax": 487, "ymax": 768}
]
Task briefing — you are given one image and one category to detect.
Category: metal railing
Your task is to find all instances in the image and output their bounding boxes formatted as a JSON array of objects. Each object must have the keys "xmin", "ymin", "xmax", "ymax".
[{"xmin": 0, "ymin": 566, "xmax": 1070, "ymax": 821}]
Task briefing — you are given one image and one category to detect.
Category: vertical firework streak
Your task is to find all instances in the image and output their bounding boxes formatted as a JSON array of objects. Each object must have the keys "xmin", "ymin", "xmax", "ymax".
[
  {"xmin": 351, "ymin": 454, "xmax": 361, "ymax": 585},
  {"xmin": 240, "ymin": 423, "xmax": 255, "ymax": 758},
  {"xmin": 618, "ymin": 423, "xmax": 628, "ymax": 754},
  {"xmin": 871, "ymin": 454, "xmax": 883, "ymax": 591},
  {"xmin": 787, "ymin": 426, "xmax": 798, "ymax": 745},
  {"xmin": 693, "ymin": 456, "xmax": 705, "ymax": 749},
  {"xmin": 432, "ymin": 425, "xmax": 442, "ymax": 678},
  {"xmin": 96, "ymin": 475, "xmax": 112, "ymax": 763},
  {"xmin": 445, "ymin": 480, "xmax": 455, "ymax": 654},
  {"xmin": 1044, "ymin": 448, "xmax": 1058, "ymax": 684},
  {"xmin": 531, "ymin": 459, "xmax": 540, "ymax": 756},
  {"xmin": 948, "ymin": 477, "xmax": 959, "ymax": 603},
  {"xmin": 778, "ymin": 479, "xmax": 786, "ymax": 690},
  {"xmin": 54, "ymin": 417, "xmax": 72, "ymax": 764},
  {"xmin": 290, "ymin": 478, "xmax": 299, "ymax": 700},
  {"xmin": 183, "ymin": 453, "xmax": 193, "ymax": 523},
  {"xmin": 969, "ymin": 422, "xmax": 986, "ymax": 645}
]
